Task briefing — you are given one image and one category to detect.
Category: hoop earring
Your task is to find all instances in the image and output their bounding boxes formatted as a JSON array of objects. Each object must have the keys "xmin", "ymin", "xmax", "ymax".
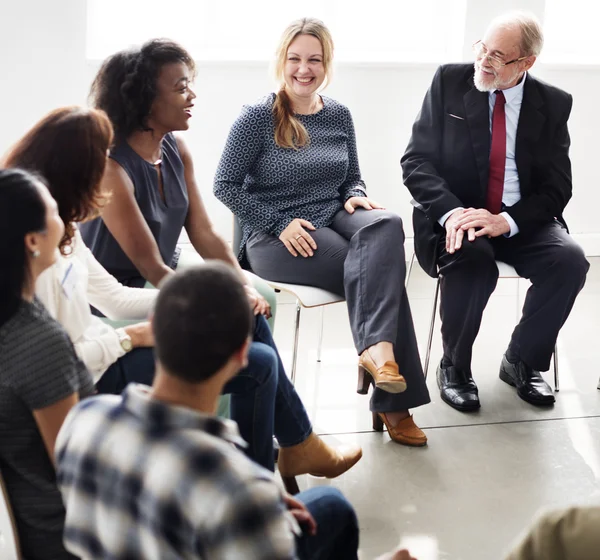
[{"xmin": 31, "ymin": 249, "xmax": 40, "ymax": 258}]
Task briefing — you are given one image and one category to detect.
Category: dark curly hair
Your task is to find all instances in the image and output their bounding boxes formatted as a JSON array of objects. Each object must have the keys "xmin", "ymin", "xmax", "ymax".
[
  {"xmin": 90, "ymin": 39, "xmax": 196, "ymax": 140},
  {"xmin": 2, "ymin": 106, "xmax": 114, "ymax": 255}
]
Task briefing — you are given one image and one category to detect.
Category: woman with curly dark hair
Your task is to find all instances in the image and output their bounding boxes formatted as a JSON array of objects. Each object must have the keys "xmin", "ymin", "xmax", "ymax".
[{"xmin": 80, "ymin": 39, "xmax": 362, "ymax": 482}]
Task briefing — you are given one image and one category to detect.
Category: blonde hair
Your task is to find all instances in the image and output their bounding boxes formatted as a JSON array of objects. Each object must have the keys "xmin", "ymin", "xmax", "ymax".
[
  {"xmin": 272, "ymin": 18, "xmax": 334, "ymax": 149},
  {"xmin": 491, "ymin": 11, "xmax": 544, "ymax": 57}
]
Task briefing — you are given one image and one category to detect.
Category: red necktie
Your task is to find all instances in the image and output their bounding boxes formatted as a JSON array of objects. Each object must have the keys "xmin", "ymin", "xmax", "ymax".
[{"xmin": 486, "ymin": 90, "xmax": 506, "ymax": 214}]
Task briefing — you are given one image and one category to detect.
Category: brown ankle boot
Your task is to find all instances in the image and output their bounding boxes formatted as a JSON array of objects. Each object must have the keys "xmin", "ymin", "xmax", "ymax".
[{"xmin": 277, "ymin": 433, "xmax": 362, "ymax": 479}]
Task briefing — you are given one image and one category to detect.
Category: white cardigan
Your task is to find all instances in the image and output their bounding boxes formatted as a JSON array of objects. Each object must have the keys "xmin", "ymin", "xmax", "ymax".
[{"xmin": 36, "ymin": 229, "xmax": 158, "ymax": 382}]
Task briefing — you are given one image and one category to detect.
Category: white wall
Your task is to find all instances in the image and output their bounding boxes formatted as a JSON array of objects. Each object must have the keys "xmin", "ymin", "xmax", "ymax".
[
  {"xmin": 0, "ymin": 0, "xmax": 88, "ymax": 147},
  {"xmin": 1, "ymin": 0, "xmax": 599, "ymax": 253}
]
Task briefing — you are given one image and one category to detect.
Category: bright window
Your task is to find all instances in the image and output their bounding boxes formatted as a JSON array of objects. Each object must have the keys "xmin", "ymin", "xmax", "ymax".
[
  {"xmin": 86, "ymin": 0, "xmax": 467, "ymax": 63},
  {"xmin": 543, "ymin": 0, "xmax": 600, "ymax": 64}
]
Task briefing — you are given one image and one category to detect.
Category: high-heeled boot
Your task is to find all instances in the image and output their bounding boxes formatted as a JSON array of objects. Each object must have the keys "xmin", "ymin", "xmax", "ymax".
[{"xmin": 278, "ymin": 433, "xmax": 362, "ymax": 481}]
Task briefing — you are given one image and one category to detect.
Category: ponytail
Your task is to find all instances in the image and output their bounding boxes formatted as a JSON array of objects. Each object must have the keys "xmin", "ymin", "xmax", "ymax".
[{"xmin": 272, "ymin": 88, "xmax": 310, "ymax": 150}]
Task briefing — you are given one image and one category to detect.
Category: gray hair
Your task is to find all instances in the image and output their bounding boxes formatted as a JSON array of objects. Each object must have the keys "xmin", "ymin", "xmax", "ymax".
[{"xmin": 491, "ymin": 11, "xmax": 544, "ymax": 57}]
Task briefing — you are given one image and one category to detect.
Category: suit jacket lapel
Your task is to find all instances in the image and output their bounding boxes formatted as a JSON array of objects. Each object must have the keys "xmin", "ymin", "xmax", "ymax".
[
  {"xmin": 516, "ymin": 75, "xmax": 545, "ymax": 194},
  {"xmin": 463, "ymin": 78, "xmax": 491, "ymax": 193}
]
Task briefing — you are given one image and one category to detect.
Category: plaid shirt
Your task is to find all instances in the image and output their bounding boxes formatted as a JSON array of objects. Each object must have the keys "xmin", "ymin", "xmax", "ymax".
[{"xmin": 55, "ymin": 384, "xmax": 297, "ymax": 559}]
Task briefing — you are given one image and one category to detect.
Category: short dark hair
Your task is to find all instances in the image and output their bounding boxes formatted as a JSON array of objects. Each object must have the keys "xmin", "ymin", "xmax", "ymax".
[
  {"xmin": 0, "ymin": 168, "xmax": 47, "ymax": 327},
  {"xmin": 153, "ymin": 263, "xmax": 253, "ymax": 383},
  {"xmin": 2, "ymin": 106, "xmax": 114, "ymax": 254},
  {"xmin": 90, "ymin": 39, "xmax": 196, "ymax": 140}
]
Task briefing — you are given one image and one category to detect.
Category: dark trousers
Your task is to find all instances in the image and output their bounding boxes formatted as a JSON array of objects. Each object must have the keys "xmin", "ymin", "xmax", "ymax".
[
  {"xmin": 246, "ymin": 208, "xmax": 430, "ymax": 413},
  {"xmin": 296, "ymin": 487, "xmax": 359, "ymax": 560},
  {"xmin": 95, "ymin": 316, "xmax": 312, "ymax": 472},
  {"xmin": 438, "ymin": 221, "xmax": 589, "ymax": 373},
  {"xmin": 95, "ymin": 347, "xmax": 156, "ymax": 393}
]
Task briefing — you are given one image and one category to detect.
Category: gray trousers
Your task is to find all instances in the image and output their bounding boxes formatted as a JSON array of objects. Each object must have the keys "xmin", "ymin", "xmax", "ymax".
[{"xmin": 246, "ymin": 209, "xmax": 431, "ymax": 413}]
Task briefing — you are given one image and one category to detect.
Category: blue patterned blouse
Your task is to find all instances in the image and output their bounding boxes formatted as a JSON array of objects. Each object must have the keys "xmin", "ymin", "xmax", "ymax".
[{"xmin": 214, "ymin": 93, "xmax": 366, "ymax": 260}]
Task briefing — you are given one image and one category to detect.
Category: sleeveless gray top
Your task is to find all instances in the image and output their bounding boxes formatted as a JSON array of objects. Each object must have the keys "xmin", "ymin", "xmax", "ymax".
[{"xmin": 81, "ymin": 133, "xmax": 189, "ymax": 287}]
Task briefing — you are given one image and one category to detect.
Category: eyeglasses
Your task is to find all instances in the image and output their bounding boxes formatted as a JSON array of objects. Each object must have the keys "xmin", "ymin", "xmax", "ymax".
[{"xmin": 472, "ymin": 40, "xmax": 529, "ymax": 70}]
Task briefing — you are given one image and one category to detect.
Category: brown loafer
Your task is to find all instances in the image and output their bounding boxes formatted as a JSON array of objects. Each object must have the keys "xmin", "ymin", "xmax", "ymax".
[
  {"xmin": 357, "ymin": 349, "xmax": 407, "ymax": 394},
  {"xmin": 373, "ymin": 413, "xmax": 427, "ymax": 447}
]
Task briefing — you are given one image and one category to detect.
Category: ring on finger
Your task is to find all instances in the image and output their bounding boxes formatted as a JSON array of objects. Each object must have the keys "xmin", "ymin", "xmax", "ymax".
[{"xmin": 295, "ymin": 234, "xmax": 302, "ymax": 240}]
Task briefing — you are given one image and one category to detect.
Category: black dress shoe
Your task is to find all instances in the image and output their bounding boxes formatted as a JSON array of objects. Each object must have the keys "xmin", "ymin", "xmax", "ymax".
[
  {"xmin": 499, "ymin": 354, "xmax": 555, "ymax": 406},
  {"xmin": 437, "ymin": 361, "xmax": 480, "ymax": 412}
]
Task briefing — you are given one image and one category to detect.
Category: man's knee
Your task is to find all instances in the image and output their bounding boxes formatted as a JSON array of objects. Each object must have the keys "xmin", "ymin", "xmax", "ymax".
[
  {"xmin": 460, "ymin": 236, "xmax": 496, "ymax": 263},
  {"xmin": 442, "ymin": 236, "xmax": 496, "ymax": 274},
  {"xmin": 301, "ymin": 487, "xmax": 358, "ymax": 530},
  {"xmin": 553, "ymin": 242, "xmax": 589, "ymax": 284},
  {"xmin": 296, "ymin": 487, "xmax": 359, "ymax": 558}
]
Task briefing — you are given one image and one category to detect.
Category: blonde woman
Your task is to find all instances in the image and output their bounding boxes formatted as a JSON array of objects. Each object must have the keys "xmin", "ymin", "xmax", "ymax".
[{"xmin": 214, "ymin": 18, "xmax": 430, "ymax": 446}]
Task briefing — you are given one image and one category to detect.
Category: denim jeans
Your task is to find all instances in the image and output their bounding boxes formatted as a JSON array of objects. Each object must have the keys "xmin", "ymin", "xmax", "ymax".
[
  {"xmin": 225, "ymin": 315, "xmax": 313, "ymax": 470},
  {"xmin": 251, "ymin": 315, "xmax": 313, "ymax": 448},
  {"xmin": 96, "ymin": 315, "xmax": 312, "ymax": 471},
  {"xmin": 95, "ymin": 348, "xmax": 155, "ymax": 394},
  {"xmin": 224, "ymin": 339, "xmax": 278, "ymax": 470},
  {"xmin": 296, "ymin": 487, "xmax": 359, "ymax": 560}
]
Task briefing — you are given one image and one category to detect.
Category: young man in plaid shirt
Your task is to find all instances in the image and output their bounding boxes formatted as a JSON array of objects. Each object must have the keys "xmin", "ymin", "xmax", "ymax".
[{"xmin": 55, "ymin": 263, "xmax": 359, "ymax": 559}]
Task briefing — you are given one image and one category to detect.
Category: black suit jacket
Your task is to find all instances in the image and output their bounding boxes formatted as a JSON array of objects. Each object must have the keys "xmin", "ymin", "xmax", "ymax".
[{"xmin": 401, "ymin": 63, "xmax": 573, "ymax": 277}]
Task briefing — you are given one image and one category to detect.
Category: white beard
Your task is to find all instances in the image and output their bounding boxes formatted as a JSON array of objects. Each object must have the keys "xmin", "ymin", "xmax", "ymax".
[
  {"xmin": 473, "ymin": 62, "xmax": 521, "ymax": 92},
  {"xmin": 474, "ymin": 63, "xmax": 499, "ymax": 92}
]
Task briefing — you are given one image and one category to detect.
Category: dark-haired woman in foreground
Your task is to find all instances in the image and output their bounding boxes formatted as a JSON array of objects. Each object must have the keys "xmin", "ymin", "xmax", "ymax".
[
  {"xmin": 0, "ymin": 168, "xmax": 94, "ymax": 559},
  {"xmin": 81, "ymin": 39, "xmax": 362, "ymax": 479}
]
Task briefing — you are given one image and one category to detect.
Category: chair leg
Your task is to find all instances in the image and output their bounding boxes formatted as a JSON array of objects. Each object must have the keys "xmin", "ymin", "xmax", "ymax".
[
  {"xmin": 290, "ymin": 300, "xmax": 301, "ymax": 385},
  {"xmin": 405, "ymin": 252, "xmax": 416, "ymax": 289},
  {"xmin": 553, "ymin": 344, "xmax": 559, "ymax": 392},
  {"xmin": 316, "ymin": 306, "xmax": 325, "ymax": 363},
  {"xmin": 515, "ymin": 278, "xmax": 521, "ymax": 319},
  {"xmin": 424, "ymin": 278, "xmax": 440, "ymax": 379}
]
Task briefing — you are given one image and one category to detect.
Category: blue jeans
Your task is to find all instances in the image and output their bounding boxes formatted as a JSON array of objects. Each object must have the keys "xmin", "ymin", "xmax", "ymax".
[
  {"xmin": 95, "ymin": 348, "xmax": 155, "ymax": 394},
  {"xmin": 96, "ymin": 315, "xmax": 312, "ymax": 471},
  {"xmin": 225, "ymin": 315, "xmax": 313, "ymax": 470},
  {"xmin": 296, "ymin": 487, "xmax": 359, "ymax": 560}
]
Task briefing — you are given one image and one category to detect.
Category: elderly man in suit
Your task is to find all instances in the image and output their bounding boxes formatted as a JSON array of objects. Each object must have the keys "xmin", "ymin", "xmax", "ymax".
[{"xmin": 401, "ymin": 12, "xmax": 589, "ymax": 412}]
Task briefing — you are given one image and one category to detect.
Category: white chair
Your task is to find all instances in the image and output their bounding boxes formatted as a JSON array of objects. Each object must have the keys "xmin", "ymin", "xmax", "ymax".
[
  {"xmin": 0, "ymin": 472, "xmax": 21, "ymax": 560},
  {"xmin": 408, "ymin": 253, "xmax": 559, "ymax": 391},
  {"xmin": 263, "ymin": 280, "xmax": 344, "ymax": 384}
]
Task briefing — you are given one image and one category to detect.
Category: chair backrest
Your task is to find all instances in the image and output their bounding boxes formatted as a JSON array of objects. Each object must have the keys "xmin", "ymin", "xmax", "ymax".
[{"xmin": 0, "ymin": 472, "xmax": 21, "ymax": 560}]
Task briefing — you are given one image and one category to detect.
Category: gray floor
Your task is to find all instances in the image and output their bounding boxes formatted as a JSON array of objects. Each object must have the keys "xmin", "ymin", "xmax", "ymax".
[{"xmin": 270, "ymin": 257, "xmax": 600, "ymax": 560}]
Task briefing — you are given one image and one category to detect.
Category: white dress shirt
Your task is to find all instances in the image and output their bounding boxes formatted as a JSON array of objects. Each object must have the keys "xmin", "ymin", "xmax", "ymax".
[
  {"xmin": 36, "ymin": 229, "xmax": 158, "ymax": 382},
  {"xmin": 439, "ymin": 73, "xmax": 527, "ymax": 237}
]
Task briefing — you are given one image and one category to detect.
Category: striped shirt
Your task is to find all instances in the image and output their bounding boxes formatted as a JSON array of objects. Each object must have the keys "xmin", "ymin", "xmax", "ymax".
[
  {"xmin": 0, "ymin": 298, "xmax": 94, "ymax": 560},
  {"xmin": 56, "ymin": 384, "xmax": 299, "ymax": 559}
]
